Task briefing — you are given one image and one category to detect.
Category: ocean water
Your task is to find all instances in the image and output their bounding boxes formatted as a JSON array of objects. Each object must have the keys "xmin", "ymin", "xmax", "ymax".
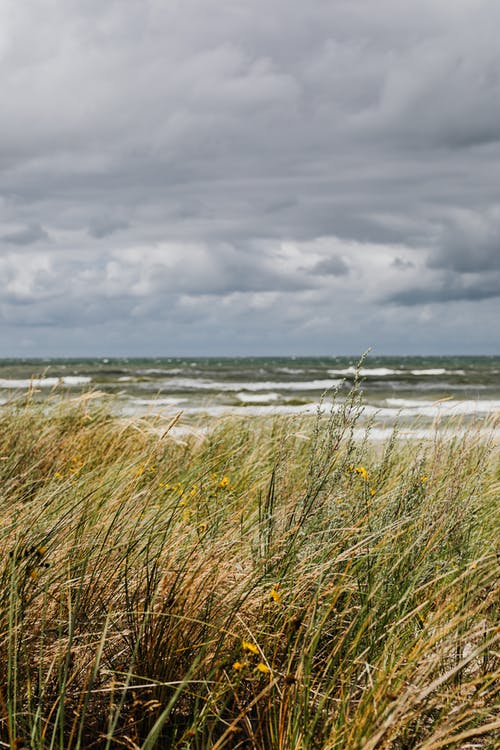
[{"xmin": 0, "ymin": 356, "xmax": 498, "ymax": 432}]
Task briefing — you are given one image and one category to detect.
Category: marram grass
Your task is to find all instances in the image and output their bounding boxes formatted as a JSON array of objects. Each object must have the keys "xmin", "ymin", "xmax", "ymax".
[{"xmin": 0, "ymin": 389, "xmax": 498, "ymax": 749}]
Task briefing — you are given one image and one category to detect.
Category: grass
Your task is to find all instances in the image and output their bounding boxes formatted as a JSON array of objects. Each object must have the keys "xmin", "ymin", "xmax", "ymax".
[{"xmin": 0, "ymin": 383, "xmax": 498, "ymax": 749}]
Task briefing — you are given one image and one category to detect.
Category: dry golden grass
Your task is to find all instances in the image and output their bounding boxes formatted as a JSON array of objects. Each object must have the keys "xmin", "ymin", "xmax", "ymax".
[{"xmin": 0, "ymin": 388, "xmax": 498, "ymax": 748}]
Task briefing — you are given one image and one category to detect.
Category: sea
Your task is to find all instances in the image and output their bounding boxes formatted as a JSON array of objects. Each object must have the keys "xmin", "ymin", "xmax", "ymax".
[{"xmin": 0, "ymin": 356, "xmax": 498, "ymax": 437}]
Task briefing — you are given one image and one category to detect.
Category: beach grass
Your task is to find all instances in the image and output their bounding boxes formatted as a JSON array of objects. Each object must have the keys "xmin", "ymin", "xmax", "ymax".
[{"xmin": 0, "ymin": 385, "xmax": 498, "ymax": 749}]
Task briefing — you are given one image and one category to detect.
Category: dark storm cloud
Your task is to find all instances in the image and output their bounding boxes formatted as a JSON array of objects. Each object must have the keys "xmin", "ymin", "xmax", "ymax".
[
  {"xmin": 88, "ymin": 217, "xmax": 130, "ymax": 239},
  {"xmin": 1, "ymin": 223, "xmax": 48, "ymax": 245},
  {"xmin": 391, "ymin": 257, "xmax": 415, "ymax": 271},
  {"xmin": 385, "ymin": 273, "xmax": 500, "ymax": 306},
  {"xmin": 309, "ymin": 255, "xmax": 349, "ymax": 276},
  {"xmin": 0, "ymin": 0, "xmax": 499, "ymax": 354},
  {"xmin": 429, "ymin": 209, "xmax": 500, "ymax": 273}
]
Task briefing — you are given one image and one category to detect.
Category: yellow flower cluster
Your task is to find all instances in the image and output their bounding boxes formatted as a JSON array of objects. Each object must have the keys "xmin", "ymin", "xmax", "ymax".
[
  {"xmin": 54, "ymin": 456, "xmax": 85, "ymax": 480},
  {"xmin": 355, "ymin": 465, "xmax": 368, "ymax": 481},
  {"xmin": 69, "ymin": 456, "xmax": 85, "ymax": 475},
  {"xmin": 135, "ymin": 463, "xmax": 156, "ymax": 478},
  {"xmin": 211, "ymin": 473, "xmax": 230, "ymax": 489},
  {"xmin": 242, "ymin": 640, "xmax": 259, "ymax": 655},
  {"xmin": 25, "ymin": 544, "xmax": 49, "ymax": 581},
  {"xmin": 256, "ymin": 662, "xmax": 270, "ymax": 673},
  {"xmin": 348, "ymin": 464, "xmax": 376, "ymax": 496},
  {"xmin": 233, "ymin": 640, "xmax": 271, "ymax": 675},
  {"xmin": 269, "ymin": 586, "xmax": 282, "ymax": 604}
]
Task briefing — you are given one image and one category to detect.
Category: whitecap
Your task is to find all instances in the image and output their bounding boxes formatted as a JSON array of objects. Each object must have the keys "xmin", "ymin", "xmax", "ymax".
[
  {"xmin": 129, "ymin": 397, "xmax": 184, "ymax": 406},
  {"xmin": 0, "ymin": 376, "xmax": 91, "ymax": 389},
  {"xmin": 383, "ymin": 398, "xmax": 500, "ymax": 417},
  {"xmin": 61, "ymin": 376, "xmax": 92, "ymax": 386},
  {"xmin": 150, "ymin": 377, "xmax": 344, "ymax": 392},
  {"xmin": 410, "ymin": 368, "xmax": 447, "ymax": 376},
  {"xmin": 328, "ymin": 367, "xmax": 403, "ymax": 377},
  {"xmin": 276, "ymin": 367, "xmax": 306, "ymax": 375}
]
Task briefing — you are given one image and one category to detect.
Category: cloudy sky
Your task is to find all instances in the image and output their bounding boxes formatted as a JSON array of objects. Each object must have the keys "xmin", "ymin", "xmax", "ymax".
[{"xmin": 1, "ymin": 0, "xmax": 499, "ymax": 357}]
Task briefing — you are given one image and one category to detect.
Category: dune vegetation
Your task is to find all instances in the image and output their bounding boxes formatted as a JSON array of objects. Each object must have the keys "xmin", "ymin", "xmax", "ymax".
[{"xmin": 0, "ymin": 383, "xmax": 498, "ymax": 749}]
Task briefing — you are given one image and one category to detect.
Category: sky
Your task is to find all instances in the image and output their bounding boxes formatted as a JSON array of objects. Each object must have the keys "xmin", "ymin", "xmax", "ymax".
[{"xmin": 1, "ymin": 0, "xmax": 499, "ymax": 357}]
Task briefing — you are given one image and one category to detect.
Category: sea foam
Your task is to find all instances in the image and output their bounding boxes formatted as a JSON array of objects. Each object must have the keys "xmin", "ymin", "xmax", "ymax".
[{"xmin": 0, "ymin": 376, "xmax": 92, "ymax": 389}]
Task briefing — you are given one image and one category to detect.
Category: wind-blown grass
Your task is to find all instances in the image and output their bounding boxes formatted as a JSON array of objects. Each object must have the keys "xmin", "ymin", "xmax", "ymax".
[{"xmin": 0, "ymin": 386, "xmax": 498, "ymax": 749}]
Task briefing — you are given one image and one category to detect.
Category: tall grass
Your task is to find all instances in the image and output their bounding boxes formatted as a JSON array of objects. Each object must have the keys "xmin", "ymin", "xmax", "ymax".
[{"xmin": 0, "ymin": 387, "xmax": 498, "ymax": 748}]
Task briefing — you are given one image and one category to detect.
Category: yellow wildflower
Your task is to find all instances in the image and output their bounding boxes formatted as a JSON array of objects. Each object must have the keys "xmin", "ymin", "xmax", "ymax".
[
  {"xmin": 70, "ymin": 456, "xmax": 84, "ymax": 470},
  {"xmin": 29, "ymin": 569, "xmax": 38, "ymax": 581},
  {"xmin": 256, "ymin": 662, "xmax": 270, "ymax": 674},
  {"xmin": 421, "ymin": 475, "xmax": 428, "ymax": 483},
  {"xmin": 270, "ymin": 587, "xmax": 282, "ymax": 604},
  {"xmin": 355, "ymin": 466, "xmax": 368, "ymax": 481},
  {"xmin": 242, "ymin": 640, "xmax": 259, "ymax": 655},
  {"xmin": 54, "ymin": 471, "xmax": 63, "ymax": 479},
  {"xmin": 232, "ymin": 661, "xmax": 246, "ymax": 671},
  {"xmin": 219, "ymin": 476, "xmax": 230, "ymax": 489},
  {"xmin": 369, "ymin": 487, "xmax": 376, "ymax": 497}
]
